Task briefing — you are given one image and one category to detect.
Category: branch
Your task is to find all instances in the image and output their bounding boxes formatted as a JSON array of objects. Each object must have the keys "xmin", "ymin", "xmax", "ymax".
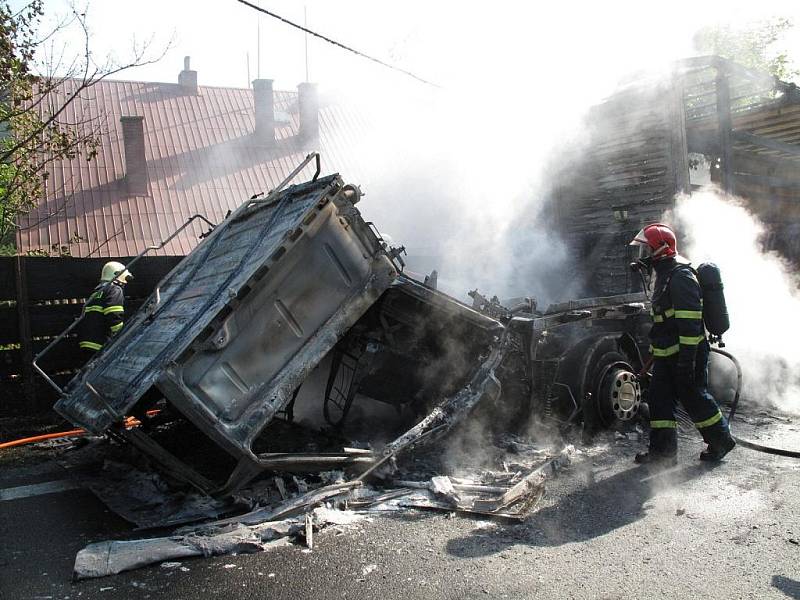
[
  {"xmin": 85, "ymin": 217, "xmax": 131, "ymax": 257},
  {"xmin": 0, "ymin": 49, "xmax": 165, "ymax": 164},
  {"xmin": 0, "ymin": 0, "xmax": 172, "ymax": 237},
  {"xmin": 14, "ymin": 165, "xmax": 87, "ymax": 232}
]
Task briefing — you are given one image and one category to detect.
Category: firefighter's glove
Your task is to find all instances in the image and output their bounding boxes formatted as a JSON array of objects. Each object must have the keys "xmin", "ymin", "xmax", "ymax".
[{"xmin": 676, "ymin": 361, "xmax": 695, "ymax": 387}]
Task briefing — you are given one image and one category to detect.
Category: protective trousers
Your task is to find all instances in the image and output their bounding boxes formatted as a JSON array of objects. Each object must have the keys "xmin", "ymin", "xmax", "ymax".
[{"xmin": 648, "ymin": 341, "xmax": 732, "ymax": 456}]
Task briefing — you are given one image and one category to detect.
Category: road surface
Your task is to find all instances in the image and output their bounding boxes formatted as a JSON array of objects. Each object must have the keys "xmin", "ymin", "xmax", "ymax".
[{"xmin": 1, "ymin": 413, "xmax": 798, "ymax": 599}]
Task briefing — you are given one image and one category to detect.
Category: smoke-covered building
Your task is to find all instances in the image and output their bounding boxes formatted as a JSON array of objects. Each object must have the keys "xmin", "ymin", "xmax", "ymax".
[
  {"xmin": 16, "ymin": 58, "xmax": 368, "ymax": 257},
  {"xmin": 551, "ymin": 55, "xmax": 800, "ymax": 296}
]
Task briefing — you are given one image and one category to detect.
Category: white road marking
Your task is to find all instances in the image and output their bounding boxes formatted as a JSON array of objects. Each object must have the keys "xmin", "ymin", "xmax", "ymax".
[{"xmin": 0, "ymin": 479, "xmax": 83, "ymax": 501}]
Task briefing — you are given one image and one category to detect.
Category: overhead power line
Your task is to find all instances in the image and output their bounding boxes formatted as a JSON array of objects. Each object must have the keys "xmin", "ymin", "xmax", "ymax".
[{"xmin": 236, "ymin": 0, "xmax": 440, "ymax": 88}]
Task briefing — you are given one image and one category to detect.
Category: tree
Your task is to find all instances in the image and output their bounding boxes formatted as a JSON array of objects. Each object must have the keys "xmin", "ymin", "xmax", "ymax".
[
  {"xmin": 693, "ymin": 17, "xmax": 799, "ymax": 83},
  {"xmin": 0, "ymin": 1, "xmax": 167, "ymax": 254}
]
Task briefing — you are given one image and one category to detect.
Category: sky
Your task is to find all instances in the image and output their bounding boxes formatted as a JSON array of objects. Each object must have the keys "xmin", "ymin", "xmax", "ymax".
[{"xmin": 31, "ymin": 1, "xmax": 800, "ymax": 94}]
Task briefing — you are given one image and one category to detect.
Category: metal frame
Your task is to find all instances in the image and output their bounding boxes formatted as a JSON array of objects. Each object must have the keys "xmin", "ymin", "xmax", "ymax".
[
  {"xmin": 32, "ymin": 213, "xmax": 217, "ymax": 396},
  {"xmin": 323, "ymin": 344, "xmax": 365, "ymax": 426},
  {"xmin": 34, "ymin": 152, "xmax": 322, "ymax": 398}
]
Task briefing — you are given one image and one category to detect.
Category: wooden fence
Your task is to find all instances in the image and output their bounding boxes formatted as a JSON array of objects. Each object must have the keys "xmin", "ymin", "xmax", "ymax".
[{"xmin": 0, "ymin": 255, "xmax": 183, "ymax": 416}]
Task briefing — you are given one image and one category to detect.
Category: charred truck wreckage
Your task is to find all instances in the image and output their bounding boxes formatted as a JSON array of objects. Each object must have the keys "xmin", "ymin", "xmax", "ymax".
[{"xmin": 46, "ymin": 154, "xmax": 653, "ymax": 500}]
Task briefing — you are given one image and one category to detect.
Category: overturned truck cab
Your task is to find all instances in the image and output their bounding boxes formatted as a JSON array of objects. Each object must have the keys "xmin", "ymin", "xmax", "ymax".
[{"xmin": 54, "ymin": 161, "xmax": 652, "ymax": 496}]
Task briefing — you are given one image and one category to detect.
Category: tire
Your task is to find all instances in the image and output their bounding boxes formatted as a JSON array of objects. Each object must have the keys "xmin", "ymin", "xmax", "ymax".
[{"xmin": 582, "ymin": 349, "xmax": 642, "ymax": 431}]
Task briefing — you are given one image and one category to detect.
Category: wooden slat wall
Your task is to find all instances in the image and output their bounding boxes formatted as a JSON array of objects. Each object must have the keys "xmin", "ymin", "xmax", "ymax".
[
  {"xmin": 727, "ymin": 150, "xmax": 800, "ymax": 264},
  {"xmin": 554, "ymin": 80, "xmax": 689, "ymax": 296},
  {"xmin": 683, "ymin": 64, "xmax": 800, "ymax": 266},
  {"xmin": 0, "ymin": 256, "xmax": 183, "ymax": 415}
]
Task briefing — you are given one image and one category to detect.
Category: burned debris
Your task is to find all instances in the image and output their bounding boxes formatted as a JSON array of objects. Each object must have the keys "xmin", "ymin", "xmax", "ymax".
[
  {"xmin": 32, "ymin": 154, "xmax": 663, "ymax": 578},
  {"xmin": 71, "ymin": 440, "xmax": 576, "ymax": 579}
]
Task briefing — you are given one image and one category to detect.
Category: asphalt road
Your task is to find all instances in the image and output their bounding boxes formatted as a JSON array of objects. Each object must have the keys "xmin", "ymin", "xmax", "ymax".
[{"xmin": 1, "ymin": 416, "xmax": 799, "ymax": 600}]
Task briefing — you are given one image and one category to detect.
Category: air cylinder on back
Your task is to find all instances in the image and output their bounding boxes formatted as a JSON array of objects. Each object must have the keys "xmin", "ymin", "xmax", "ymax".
[{"xmin": 697, "ymin": 262, "xmax": 730, "ymax": 336}]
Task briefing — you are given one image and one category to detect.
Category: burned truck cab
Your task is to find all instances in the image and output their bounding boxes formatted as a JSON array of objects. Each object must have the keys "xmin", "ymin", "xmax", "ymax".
[
  {"xmin": 55, "ymin": 166, "xmax": 401, "ymax": 495},
  {"xmin": 322, "ymin": 276, "xmax": 503, "ymax": 428},
  {"xmin": 462, "ymin": 291, "xmax": 652, "ymax": 432},
  {"xmin": 49, "ymin": 160, "xmax": 653, "ymax": 498}
]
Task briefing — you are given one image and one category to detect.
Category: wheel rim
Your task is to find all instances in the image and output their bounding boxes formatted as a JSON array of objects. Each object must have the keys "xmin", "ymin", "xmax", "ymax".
[{"xmin": 603, "ymin": 366, "xmax": 641, "ymax": 421}]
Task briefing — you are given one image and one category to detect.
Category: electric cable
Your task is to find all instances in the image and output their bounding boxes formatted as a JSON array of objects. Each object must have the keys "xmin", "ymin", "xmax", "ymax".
[{"xmin": 235, "ymin": 0, "xmax": 440, "ymax": 88}]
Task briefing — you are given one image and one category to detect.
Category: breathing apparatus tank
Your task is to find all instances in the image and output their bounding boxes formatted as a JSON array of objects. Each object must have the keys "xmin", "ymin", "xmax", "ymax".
[{"xmin": 696, "ymin": 262, "xmax": 730, "ymax": 338}]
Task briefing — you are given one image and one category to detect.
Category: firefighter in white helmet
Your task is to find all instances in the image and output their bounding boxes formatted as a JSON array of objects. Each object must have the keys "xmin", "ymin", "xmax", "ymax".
[{"xmin": 76, "ymin": 261, "xmax": 132, "ymax": 361}]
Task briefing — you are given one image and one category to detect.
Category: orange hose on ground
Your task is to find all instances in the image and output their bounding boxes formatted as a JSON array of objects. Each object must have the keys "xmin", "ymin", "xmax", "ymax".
[
  {"xmin": 0, "ymin": 409, "xmax": 162, "ymax": 450},
  {"xmin": 0, "ymin": 429, "xmax": 87, "ymax": 449}
]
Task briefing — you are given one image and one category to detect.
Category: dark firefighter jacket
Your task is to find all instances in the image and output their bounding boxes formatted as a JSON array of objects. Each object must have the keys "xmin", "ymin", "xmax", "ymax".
[
  {"xmin": 77, "ymin": 282, "xmax": 125, "ymax": 351},
  {"xmin": 649, "ymin": 258, "xmax": 705, "ymax": 363}
]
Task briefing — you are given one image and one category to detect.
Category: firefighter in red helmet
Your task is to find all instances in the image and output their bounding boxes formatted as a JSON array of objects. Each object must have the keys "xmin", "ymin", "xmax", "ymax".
[{"xmin": 629, "ymin": 223, "xmax": 735, "ymax": 466}]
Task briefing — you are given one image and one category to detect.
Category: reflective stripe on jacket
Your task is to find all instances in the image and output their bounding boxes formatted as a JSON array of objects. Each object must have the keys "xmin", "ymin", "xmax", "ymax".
[
  {"xmin": 76, "ymin": 281, "xmax": 125, "ymax": 351},
  {"xmin": 648, "ymin": 259, "xmax": 705, "ymax": 362}
]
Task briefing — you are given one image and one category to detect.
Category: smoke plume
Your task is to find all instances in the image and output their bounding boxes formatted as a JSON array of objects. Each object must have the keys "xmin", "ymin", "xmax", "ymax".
[{"xmin": 673, "ymin": 189, "xmax": 800, "ymax": 414}]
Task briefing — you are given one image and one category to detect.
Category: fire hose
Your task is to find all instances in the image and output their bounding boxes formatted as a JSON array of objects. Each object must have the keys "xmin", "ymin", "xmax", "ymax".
[
  {"xmin": 0, "ymin": 411, "xmax": 160, "ymax": 451},
  {"xmin": 636, "ymin": 349, "xmax": 799, "ymax": 458},
  {"xmin": 709, "ymin": 347, "xmax": 800, "ymax": 459}
]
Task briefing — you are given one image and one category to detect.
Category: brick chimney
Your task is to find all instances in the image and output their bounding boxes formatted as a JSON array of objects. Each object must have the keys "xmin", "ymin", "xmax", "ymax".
[
  {"xmin": 120, "ymin": 116, "xmax": 148, "ymax": 195},
  {"xmin": 178, "ymin": 56, "xmax": 198, "ymax": 94},
  {"xmin": 298, "ymin": 82, "xmax": 319, "ymax": 146},
  {"xmin": 252, "ymin": 79, "xmax": 275, "ymax": 146}
]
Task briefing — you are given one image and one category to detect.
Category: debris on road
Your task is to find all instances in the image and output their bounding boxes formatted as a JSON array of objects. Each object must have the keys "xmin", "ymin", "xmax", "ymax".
[
  {"xmin": 274, "ymin": 477, "xmax": 288, "ymax": 500},
  {"xmin": 73, "ymin": 504, "xmax": 359, "ymax": 579},
  {"xmin": 304, "ymin": 513, "xmax": 314, "ymax": 550},
  {"xmin": 84, "ymin": 457, "xmax": 237, "ymax": 529},
  {"xmin": 430, "ymin": 476, "xmax": 461, "ymax": 504},
  {"xmin": 389, "ymin": 447, "xmax": 573, "ymax": 520},
  {"xmin": 71, "ymin": 440, "xmax": 575, "ymax": 579}
]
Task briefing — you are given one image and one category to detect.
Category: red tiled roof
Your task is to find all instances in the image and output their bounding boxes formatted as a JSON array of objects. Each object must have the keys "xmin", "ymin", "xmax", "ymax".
[{"xmin": 16, "ymin": 78, "xmax": 368, "ymax": 256}]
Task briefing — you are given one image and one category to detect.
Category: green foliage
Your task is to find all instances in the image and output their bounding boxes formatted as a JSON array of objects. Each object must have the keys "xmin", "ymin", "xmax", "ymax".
[
  {"xmin": 0, "ymin": 2, "xmax": 166, "ymax": 253},
  {"xmin": 0, "ymin": 1, "xmax": 43, "ymax": 242},
  {"xmin": 0, "ymin": 1, "xmax": 100, "ymax": 246},
  {"xmin": 694, "ymin": 18, "xmax": 799, "ymax": 83}
]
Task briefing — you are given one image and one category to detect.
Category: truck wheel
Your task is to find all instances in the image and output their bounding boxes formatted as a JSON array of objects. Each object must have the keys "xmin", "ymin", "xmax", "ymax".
[{"xmin": 584, "ymin": 351, "xmax": 642, "ymax": 429}]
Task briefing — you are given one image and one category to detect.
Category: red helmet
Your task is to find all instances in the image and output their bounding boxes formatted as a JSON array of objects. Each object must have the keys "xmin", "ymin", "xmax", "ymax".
[{"xmin": 629, "ymin": 223, "xmax": 677, "ymax": 260}]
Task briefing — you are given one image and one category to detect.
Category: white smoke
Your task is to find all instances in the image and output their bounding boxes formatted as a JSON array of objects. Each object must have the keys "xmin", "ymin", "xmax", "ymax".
[
  {"xmin": 331, "ymin": 57, "xmax": 601, "ymax": 306},
  {"xmin": 673, "ymin": 189, "xmax": 800, "ymax": 414},
  {"xmin": 40, "ymin": 1, "xmax": 800, "ymax": 307}
]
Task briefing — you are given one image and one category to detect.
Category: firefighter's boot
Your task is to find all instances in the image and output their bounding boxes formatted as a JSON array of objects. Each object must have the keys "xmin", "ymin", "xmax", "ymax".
[
  {"xmin": 634, "ymin": 451, "xmax": 678, "ymax": 468},
  {"xmin": 699, "ymin": 436, "xmax": 736, "ymax": 462},
  {"xmin": 694, "ymin": 408, "xmax": 736, "ymax": 462}
]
